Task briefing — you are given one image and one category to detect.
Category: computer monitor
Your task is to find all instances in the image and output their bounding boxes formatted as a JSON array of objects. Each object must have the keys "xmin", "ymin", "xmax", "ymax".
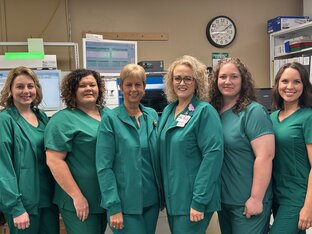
[
  {"xmin": 0, "ymin": 70, "xmax": 9, "ymax": 92},
  {"xmin": 0, "ymin": 70, "xmax": 62, "ymax": 111},
  {"xmin": 82, "ymin": 38, "xmax": 137, "ymax": 77},
  {"xmin": 116, "ymin": 76, "xmax": 167, "ymax": 115},
  {"xmin": 256, "ymin": 88, "xmax": 272, "ymax": 113},
  {"xmin": 36, "ymin": 70, "xmax": 62, "ymax": 111}
]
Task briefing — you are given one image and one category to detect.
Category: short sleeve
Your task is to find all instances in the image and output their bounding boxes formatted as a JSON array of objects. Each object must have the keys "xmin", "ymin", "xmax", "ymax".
[
  {"xmin": 44, "ymin": 110, "xmax": 74, "ymax": 152},
  {"xmin": 244, "ymin": 103, "xmax": 274, "ymax": 142},
  {"xmin": 303, "ymin": 110, "xmax": 312, "ymax": 144}
]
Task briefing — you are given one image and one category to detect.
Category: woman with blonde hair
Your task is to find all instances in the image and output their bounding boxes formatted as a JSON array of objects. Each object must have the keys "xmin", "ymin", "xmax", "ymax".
[
  {"xmin": 159, "ymin": 55, "xmax": 224, "ymax": 234},
  {"xmin": 96, "ymin": 64, "xmax": 163, "ymax": 234},
  {"xmin": 0, "ymin": 66, "xmax": 59, "ymax": 233}
]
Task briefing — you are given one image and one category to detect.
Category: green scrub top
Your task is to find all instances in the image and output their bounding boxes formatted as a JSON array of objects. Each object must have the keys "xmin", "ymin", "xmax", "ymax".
[
  {"xmin": 96, "ymin": 104, "xmax": 163, "ymax": 217},
  {"xmin": 271, "ymin": 107, "xmax": 312, "ymax": 206},
  {"xmin": 220, "ymin": 101, "xmax": 273, "ymax": 205},
  {"xmin": 20, "ymin": 118, "xmax": 55, "ymax": 208},
  {"xmin": 158, "ymin": 96, "xmax": 224, "ymax": 215},
  {"xmin": 131, "ymin": 115, "xmax": 158, "ymax": 207},
  {"xmin": 44, "ymin": 107, "xmax": 107, "ymax": 213},
  {"xmin": 0, "ymin": 105, "xmax": 52, "ymax": 217}
]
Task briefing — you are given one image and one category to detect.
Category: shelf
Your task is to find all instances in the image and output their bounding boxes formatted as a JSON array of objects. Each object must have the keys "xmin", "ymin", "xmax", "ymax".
[
  {"xmin": 274, "ymin": 47, "xmax": 312, "ymax": 59},
  {"xmin": 270, "ymin": 21, "xmax": 312, "ymax": 37},
  {"xmin": 269, "ymin": 21, "xmax": 312, "ymax": 86},
  {"xmin": 0, "ymin": 41, "xmax": 79, "ymax": 69}
]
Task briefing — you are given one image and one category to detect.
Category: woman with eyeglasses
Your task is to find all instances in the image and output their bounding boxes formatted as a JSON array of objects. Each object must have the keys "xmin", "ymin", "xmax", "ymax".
[
  {"xmin": 158, "ymin": 55, "xmax": 224, "ymax": 234},
  {"xmin": 208, "ymin": 58, "xmax": 275, "ymax": 234}
]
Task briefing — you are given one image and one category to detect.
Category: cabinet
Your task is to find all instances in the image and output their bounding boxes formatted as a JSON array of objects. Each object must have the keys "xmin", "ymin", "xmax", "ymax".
[{"xmin": 269, "ymin": 21, "xmax": 312, "ymax": 86}]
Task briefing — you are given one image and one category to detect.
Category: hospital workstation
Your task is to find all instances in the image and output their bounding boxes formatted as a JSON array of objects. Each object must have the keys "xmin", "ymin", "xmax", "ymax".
[
  {"xmin": 0, "ymin": 37, "xmax": 272, "ymax": 117},
  {"xmin": 1, "ymin": 0, "xmax": 312, "ymax": 234}
]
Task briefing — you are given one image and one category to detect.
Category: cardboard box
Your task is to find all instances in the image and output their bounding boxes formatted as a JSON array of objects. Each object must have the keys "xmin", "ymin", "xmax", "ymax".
[{"xmin": 267, "ymin": 16, "xmax": 309, "ymax": 33}]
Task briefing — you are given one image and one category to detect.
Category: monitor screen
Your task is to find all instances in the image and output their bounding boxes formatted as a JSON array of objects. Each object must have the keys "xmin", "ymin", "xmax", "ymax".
[
  {"xmin": 0, "ymin": 70, "xmax": 62, "ymax": 111},
  {"xmin": 256, "ymin": 88, "xmax": 272, "ymax": 113},
  {"xmin": 82, "ymin": 38, "xmax": 137, "ymax": 77},
  {"xmin": 36, "ymin": 70, "xmax": 62, "ymax": 110},
  {"xmin": 0, "ymin": 70, "xmax": 9, "ymax": 92},
  {"xmin": 117, "ymin": 76, "xmax": 167, "ymax": 114}
]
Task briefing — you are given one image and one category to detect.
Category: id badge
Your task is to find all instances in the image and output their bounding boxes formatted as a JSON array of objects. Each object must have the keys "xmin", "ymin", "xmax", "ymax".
[{"xmin": 176, "ymin": 114, "xmax": 191, "ymax": 127}]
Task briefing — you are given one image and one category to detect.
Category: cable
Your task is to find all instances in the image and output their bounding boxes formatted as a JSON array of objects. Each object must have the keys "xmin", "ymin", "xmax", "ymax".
[{"xmin": 38, "ymin": 0, "xmax": 63, "ymax": 37}]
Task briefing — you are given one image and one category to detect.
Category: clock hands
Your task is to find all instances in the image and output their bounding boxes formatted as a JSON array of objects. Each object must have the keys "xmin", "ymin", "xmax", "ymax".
[
  {"xmin": 206, "ymin": 16, "xmax": 236, "ymax": 48},
  {"xmin": 211, "ymin": 24, "xmax": 232, "ymax": 35},
  {"xmin": 222, "ymin": 24, "xmax": 231, "ymax": 32},
  {"xmin": 211, "ymin": 31, "xmax": 227, "ymax": 35}
]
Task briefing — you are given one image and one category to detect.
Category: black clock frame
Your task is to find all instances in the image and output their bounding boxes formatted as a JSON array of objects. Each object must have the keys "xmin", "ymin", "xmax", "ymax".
[{"xmin": 206, "ymin": 15, "xmax": 237, "ymax": 48}]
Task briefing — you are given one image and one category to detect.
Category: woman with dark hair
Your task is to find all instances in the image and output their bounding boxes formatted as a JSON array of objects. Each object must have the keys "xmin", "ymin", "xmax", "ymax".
[
  {"xmin": 0, "ymin": 66, "xmax": 59, "ymax": 233},
  {"xmin": 270, "ymin": 62, "xmax": 312, "ymax": 233},
  {"xmin": 44, "ymin": 69, "xmax": 107, "ymax": 234},
  {"xmin": 209, "ymin": 57, "xmax": 275, "ymax": 234}
]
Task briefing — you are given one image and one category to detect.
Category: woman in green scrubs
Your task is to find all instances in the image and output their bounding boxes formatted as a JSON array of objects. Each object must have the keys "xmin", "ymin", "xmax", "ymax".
[
  {"xmin": 0, "ymin": 66, "xmax": 59, "ymax": 233},
  {"xmin": 44, "ymin": 69, "xmax": 107, "ymax": 234},
  {"xmin": 269, "ymin": 62, "xmax": 312, "ymax": 233},
  {"xmin": 209, "ymin": 58, "xmax": 275, "ymax": 234},
  {"xmin": 158, "ymin": 55, "xmax": 224, "ymax": 234},
  {"xmin": 96, "ymin": 64, "xmax": 163, "ymax": 234}
]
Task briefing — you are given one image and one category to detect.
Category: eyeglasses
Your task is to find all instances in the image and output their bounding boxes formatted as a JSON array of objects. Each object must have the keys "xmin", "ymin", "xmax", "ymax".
[{"xmin": 173, "ymin": 76, "xmax": 194, "ymax": 84}]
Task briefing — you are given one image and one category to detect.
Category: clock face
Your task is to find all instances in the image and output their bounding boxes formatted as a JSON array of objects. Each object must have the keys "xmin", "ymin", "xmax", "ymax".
[{"xmin": 206, "ymin": 16, "xmax": 236, "ymax": 48}]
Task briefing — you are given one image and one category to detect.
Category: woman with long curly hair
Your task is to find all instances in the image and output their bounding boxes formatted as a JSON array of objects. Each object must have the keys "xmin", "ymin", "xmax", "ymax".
[
  {"xmin": 159, "ymin": 55, "xmax": 224, "ymax": 234},
  {"xmin": 44, "ymin": 69, "xmax": 108, "ymax": 234},
  {"xmin": 209, "ymin": 58, "xmax": 275, "ymax": 234}
]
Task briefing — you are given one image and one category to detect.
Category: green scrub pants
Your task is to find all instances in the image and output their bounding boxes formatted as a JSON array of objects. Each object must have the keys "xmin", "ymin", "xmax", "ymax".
[
  {"xmin": 109, "ymin": 203, "xmax": 159, "ymax": 234},
  {"xmin": 60, "ymin": 209, "xmax": 106, "ymax": 234},
  {"xmin": 218, "ymin": 201, "xmax": 271, "ymax": 234},
  {"xmin": 269, "ymin": 202, "xmax": 305, "ymax": 234},
  {"xmin": 167, "ymin": 212, "xmax": 213, "ymax": 234},
  {"xmin": 5, "ymin": 205, "xmax": 59, "ymax": 234}
]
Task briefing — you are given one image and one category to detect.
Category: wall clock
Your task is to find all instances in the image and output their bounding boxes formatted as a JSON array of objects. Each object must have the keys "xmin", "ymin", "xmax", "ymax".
[{"xmin": 206, "ymin": 16, "xmax": 236, "ymax": 48}]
